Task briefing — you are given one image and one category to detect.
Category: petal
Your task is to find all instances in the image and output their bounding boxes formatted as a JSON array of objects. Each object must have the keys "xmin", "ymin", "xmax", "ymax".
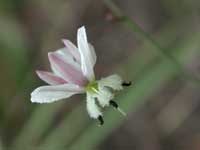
[
  {"xmin": 99, "ymin": 74, "xmax": 123, "ymax": 91},
  {"xmin": 94, "ymin": 86, "xmax": 114, "ymax": 107},
  {"xmin": 77, "ymin": 26, "xmax": 96, "ymax": 81},
  {"xmin": 31, "ymin": 84, "xmax": 84, "ymax": 103},
  {"xmin": 86, "ymin": 92, "xmax": 102, "ymax": 119},
  {"xmin": 48, "ymin": 52, "xmax": 87, "ymax": 86},
  {"xmin": 36, "ymin": 70, "xmax": 67, "ymax": 85},
  {"xmin": 53, "ymin": 47, "xmax": 81, "ymax": 70},
  {"xmin": 88, "ymin": 43, "xmax": 97, "ymax": 66},
  {"xmin": 62, "ymin": 39, "xmax": 81, "ymax": 63}
]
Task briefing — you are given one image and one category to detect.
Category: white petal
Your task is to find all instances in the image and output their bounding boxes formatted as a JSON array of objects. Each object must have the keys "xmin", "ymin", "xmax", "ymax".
[
  {"xmin": 77, "ymin": 26, "xmax": 96, "ymax": 81},
  {"xmin": 94, "ymin": 86, "xmax": 114, "ymax": 107},
  {"xmin": 31, "ymin": 84, "xmax": 84, "ymax": 103},
  {"xmin": 99, "ymin": 74, "xmax": 123, "ymax": 91},
  {"xmin": 86, "ymin": 92, "xmax": 102, "ymax": 119},
  {"xmin": 88, "ymin": 43, "xmax": 97, "ymax": 66}
]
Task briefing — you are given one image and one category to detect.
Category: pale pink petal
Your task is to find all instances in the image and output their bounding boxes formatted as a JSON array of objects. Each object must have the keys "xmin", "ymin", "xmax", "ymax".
[
  {"xmin": 31, "ymin": 84, "xmax": 84, "ymax": 103},
  {"xmin": 54, "ymin": 47, "xmax": 81, "ymax": 70},
  {"xmin": 62, "ymin": 39, "xmax": 81, "ymax": 63},
  {"xmin": 36, "ymin": 70, "xmax": 67, "ymax": 85},
  {"xmin": 77, "ymin": 26, "xmax": 96, "ymax": 81},
  {"xmin": 48, "ymin": 52, "xmax": 88, "ymax": 86}
]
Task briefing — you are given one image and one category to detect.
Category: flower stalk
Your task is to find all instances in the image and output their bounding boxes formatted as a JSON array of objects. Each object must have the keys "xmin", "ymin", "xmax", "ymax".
[{"xmin": 104, "ymin": 0, "xmax": 200, "ymax": 85}]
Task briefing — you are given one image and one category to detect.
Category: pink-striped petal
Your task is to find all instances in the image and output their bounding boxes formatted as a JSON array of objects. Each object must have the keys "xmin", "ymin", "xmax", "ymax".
[
  {"xmin": 50, "ymin": 47, "xmax": 81, "ymax": 73},
  {"xmin": 55, "ymin": 47, "xmax": 81, "ymax": 68},
  {"xmin": 62, "ymin": 39, "xmax": 81, "ymax": 63},
  {"xmin": 36, "ymin": 70, "xmax": 67, "ymax": 85},
  {"xmin": 31, "ymin": 84, "xmax": 84, "ymax": 103},
  {"xmin": 48, "ymin": 52, "xmax": 88, "ymax": 86}
]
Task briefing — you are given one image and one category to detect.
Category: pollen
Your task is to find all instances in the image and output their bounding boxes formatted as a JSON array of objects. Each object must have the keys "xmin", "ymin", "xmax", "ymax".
[{"xmin": 86, "ymin": 81, "xmax": 98, "ymax": 94}]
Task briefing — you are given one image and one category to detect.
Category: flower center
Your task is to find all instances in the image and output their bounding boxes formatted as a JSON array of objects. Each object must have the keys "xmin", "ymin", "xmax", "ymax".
[{"xmin": 86, "ymin": 81, "xmax": 98, "ymax": 94}]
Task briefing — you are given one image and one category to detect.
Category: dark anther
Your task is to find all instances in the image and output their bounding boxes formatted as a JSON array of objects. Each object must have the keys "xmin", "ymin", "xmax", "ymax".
[
  {"xmin": 122, "ymin": 81, "xmax": 132, "ymax": 86},
  {"xmin": 110, "ymin": 100, "xmax": 127, "ymax": 116},
  {"xmin": 98, "ymin": 115, "xmax": 104, "ymax": 125},
  {"xmin": 109, "ymin": 100, "xmax": 118, "ymax": 108}
]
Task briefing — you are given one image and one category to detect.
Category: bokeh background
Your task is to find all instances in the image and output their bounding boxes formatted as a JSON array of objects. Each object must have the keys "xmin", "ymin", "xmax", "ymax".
[{"xmin": 0, "ymin": 0, "xmax": 200, "ymax": 149}]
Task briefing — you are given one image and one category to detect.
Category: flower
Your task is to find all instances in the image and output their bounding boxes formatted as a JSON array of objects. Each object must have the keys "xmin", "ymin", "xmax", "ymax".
[{"xmin": 31, "ymin": 26, "xmax": 131, "ymax": 125}]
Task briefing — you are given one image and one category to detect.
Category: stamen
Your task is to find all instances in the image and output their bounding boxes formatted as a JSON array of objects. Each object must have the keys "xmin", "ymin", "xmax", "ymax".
[
  {"xmin": 122, "ymin": 81, "xmax": 132, "ymax": 86},
  {"xmin": 117, "ymin": 107, "xmax": 127, "ymax": 116},
  {"xmin": 109, "ymin": 100, "xmax": 118, "ymax": 108},
  {"xmin": 91, "ymin": 87, "xmax": 99, "ymax": 94},
  {"xmin": 98, "ymin": 115, "xmax": 104, "ymax": 126},
  {"xmin": 109, "ymin": 100, "xmax": 127, "ymax": 116}
]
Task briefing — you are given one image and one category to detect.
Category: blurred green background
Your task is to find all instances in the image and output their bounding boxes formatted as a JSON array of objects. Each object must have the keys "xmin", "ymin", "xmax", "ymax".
[{"xmin": 0, "ymin": 0, "xmax": 200, "ymax": 149}]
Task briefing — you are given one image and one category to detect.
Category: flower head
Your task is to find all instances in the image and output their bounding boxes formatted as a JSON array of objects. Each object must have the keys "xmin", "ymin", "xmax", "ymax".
[{"xmin": 31, "ymin": 26, "xmax": 131, "ymax": 125}]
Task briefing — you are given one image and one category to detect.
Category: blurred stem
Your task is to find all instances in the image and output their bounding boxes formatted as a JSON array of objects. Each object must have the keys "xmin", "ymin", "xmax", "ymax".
[
  {"xmin": 38, "ymin": 104, "xmax": 90, "ymax": 149},
  {"xmin": 69, "ymin": 57, "xmax": 179, "ymax": 150},
  {"xmin": 103, "ymin": 0, "xmax": 200, "ymax": 85},
  {"xmin": 68, "ymin": 33, "xmax": 200, "ymax": 150},
  {"xmin": 39, "ymin": 21, "xmax": 177, "ymax": 149},
  {"xmin": 12, "ymin": 103, "xmax": 64, "ymax": 149}
]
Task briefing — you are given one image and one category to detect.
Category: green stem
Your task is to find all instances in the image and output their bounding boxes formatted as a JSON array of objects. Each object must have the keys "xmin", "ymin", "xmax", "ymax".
[{"xmin": 104, "ymin": 0, "xmax": 200, "ymax": 85}]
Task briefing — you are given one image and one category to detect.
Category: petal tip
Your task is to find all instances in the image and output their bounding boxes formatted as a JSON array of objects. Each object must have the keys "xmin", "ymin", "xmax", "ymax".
[
  {"xmin": 78, "ymin": 26, "xmax": 86, "ymax": 33},
  {"xmin": 48, "ymin": 52, "xmax": 57, "ymax": 61},
  {"xmin": 36, "ymin": 70, "xmax": 42, "ymax": 78},
  {"xmin": 62, "ymin": 39, "xmax": 70, "ymax": 47},
  {"xmin": 36, "ymin": 70, "xmax": 43, "ymax": 75},
  {"xmin": 48, "ymin": 52, "xmax": 53, "ymax": 57},
  {"xmin": 48, "ymin": 52, "xmax": 53, "ymax": 60},
  {"xmin": 62, "ymin": 39, "xmax": 67, "ymax": 44}
]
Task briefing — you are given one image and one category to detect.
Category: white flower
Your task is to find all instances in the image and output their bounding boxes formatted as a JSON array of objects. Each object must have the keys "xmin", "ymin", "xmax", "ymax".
[{"xmin": 31, "ymin": 26, "xmax": 130, "ymax": 125}]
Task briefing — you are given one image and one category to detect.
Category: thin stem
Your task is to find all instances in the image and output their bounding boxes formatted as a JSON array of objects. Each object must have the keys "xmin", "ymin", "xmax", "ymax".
[
  {"xmin": 103, "ymin": 0, "xmax": 200, "ymax": 85},
  {"xmin": 117, "ymin": 107, "xmax": 127, "ymax": 116}
]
